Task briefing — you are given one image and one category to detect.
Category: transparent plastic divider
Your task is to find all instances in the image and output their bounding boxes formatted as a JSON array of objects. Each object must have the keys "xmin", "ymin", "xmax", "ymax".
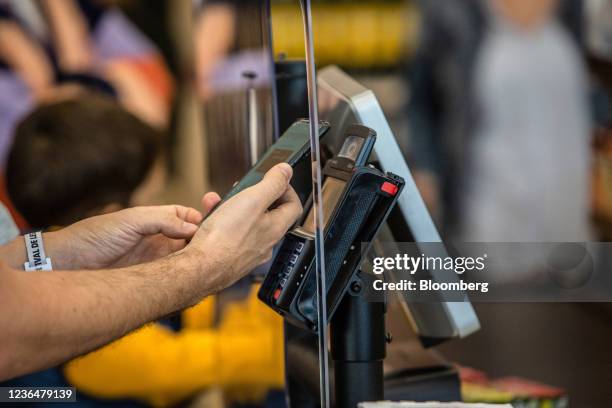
[{"xmin": 299, "ymin": 0, "xmax": 330, "ymax": 407}]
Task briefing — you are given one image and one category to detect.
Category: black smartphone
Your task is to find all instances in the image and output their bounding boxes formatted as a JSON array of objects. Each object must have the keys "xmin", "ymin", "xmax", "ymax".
[{"xmin": 223, "ymin": 119, "xmax": 330, "ymax": 202}]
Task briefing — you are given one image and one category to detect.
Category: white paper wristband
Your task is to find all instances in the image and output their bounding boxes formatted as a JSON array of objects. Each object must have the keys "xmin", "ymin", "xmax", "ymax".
[{"xmin": 23, "ymin": 231, "xmax": 53, "ymax": 271}]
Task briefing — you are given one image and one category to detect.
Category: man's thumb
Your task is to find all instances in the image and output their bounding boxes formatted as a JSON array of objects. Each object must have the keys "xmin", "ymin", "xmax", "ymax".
[{"xmin": 252, "ymin": 163, "xmax": 293, "ymax": 208}]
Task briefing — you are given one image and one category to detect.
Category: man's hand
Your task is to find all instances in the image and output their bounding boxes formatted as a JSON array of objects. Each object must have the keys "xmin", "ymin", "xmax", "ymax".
[
  {"xmin": 186, "ymin": 163, "xmax": 303, "ymax": 293},
  {"xmin": 0, "ymin": 163, "xmax": 301, "ymax": 380},
  {"xmin": 48, "ymin": 205, "xmax": 205, "ymax": 270}
]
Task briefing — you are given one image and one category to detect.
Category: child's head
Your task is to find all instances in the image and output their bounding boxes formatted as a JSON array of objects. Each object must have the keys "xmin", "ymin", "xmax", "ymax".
[{"xmin": 6, "ymin": 94, "xmax": 163, "ymax": 228}]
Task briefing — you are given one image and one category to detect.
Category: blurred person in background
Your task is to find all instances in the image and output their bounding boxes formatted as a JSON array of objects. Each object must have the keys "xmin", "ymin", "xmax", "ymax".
[
  {"xmin": 408, "ymin": 0, "xmax": 592, "ymax": 243},
  {"xmin": 0, "ymin": 0, "xmax": 174, "ymax": 234},
  {"xmin": 0, "ymin": 0, "xmax": 173, "ymax": 170},
  {"xmin": 194, "ymin": 0, "xmax": 236, "ymax": 101},
  {"xmin": 585, "ymin": 0, "xmax": 612, "ymax": 65},
  {"xmin": 585, "ymin": 0, "xmax": 612, "ymax": 239},
  {"xmin": 3, "ymin": 94, "xmax": 285, "ymax": 407},
  {"xmin": 6, "ymin": 95, "xmax": 165, "ymax": 227},
  {"xmin": 409, "ymin": 3, "xmax": 612, "ymax": 404},
  {"xmin": 194, "ymin": 0, "xmax": 273, "ymax": 102}
]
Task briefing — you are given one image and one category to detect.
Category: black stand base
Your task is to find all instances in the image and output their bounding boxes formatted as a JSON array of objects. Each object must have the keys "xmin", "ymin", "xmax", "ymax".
[{"xmin": 331, "ymin": 274, "xmax": 386, "ymax": 408}]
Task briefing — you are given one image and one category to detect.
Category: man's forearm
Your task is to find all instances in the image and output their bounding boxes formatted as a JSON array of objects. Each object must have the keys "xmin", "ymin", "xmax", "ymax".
[{"xmin": 0, "ymin": 250, "xmax": 210, "ymax": 381}]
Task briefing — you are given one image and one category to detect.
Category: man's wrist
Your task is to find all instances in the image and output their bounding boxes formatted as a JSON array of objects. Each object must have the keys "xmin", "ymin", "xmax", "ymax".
[
  {"xmin": 174, "ymin": 246, "xmax": 218, "ymax": 300},
  {"xmin": 41, "ymin": 231, "xmax": 74, "ymax": 270},
  {"xmin": 0, "ymin": 231, "xmax": 69, "ymax": 270},
  {"xmin": 177, "ymin": 246, "xmax": 205, "ymax": 275}
]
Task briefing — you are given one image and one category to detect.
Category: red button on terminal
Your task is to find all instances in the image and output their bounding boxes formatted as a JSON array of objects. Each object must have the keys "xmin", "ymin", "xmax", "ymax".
[
  {"xmin": 273, "ymin": 288, "xmax": 282, "ymax": 300},
  {"xmin": 381, "ymin": 181, "xmax": 398, "ymax": 196}
]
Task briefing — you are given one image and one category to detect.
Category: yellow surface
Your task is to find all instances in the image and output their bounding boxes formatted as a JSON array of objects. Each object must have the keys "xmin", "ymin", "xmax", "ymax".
[
  {"xmin": 271, "ymin": 2, "xmax": 420, "ymax": 68},
  {"xmin": 64, "ymin": 285, "xmax": 284, "ymax": 407},
  {"xmin": 461, "ymin": 382, "xmax": 514, "ymax": 404}
]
